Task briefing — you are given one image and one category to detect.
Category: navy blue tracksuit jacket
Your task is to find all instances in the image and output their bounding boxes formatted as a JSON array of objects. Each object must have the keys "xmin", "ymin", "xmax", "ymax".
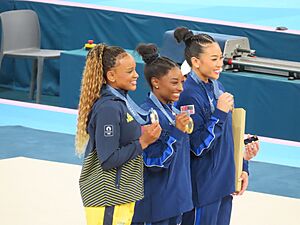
[
  {"xmin": 132, "ymin": 96, "xmax": 193, "ymax": 223},
  {"xmin": 176, "ymin": 74, "xmax": 248, "ymax": 208}
]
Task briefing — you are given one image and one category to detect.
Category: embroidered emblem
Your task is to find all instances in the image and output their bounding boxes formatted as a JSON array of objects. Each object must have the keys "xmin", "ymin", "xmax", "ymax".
[
  {"xmin": 126, "ymin": 113, "xmax": 134, "ymax": 123},
  {"xmin": 104, "ymin": 125, "xmax": 113, "ymax": 137}
]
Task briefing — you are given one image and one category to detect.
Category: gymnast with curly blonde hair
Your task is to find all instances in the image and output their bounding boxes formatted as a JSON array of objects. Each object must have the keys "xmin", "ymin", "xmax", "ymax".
[{"xmin": 76, "ymin": 44, "xmax": 161, "ymax": 225}]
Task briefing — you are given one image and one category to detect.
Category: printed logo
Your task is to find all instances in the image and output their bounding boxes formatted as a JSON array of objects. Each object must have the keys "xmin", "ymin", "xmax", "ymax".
[
  {"xmin": 104, "ymin": 125, "xmax": 114, "ymax": 137},
  {"xmin": 126, "ymin": 113, "xmax": 134, "ymax": 123}
]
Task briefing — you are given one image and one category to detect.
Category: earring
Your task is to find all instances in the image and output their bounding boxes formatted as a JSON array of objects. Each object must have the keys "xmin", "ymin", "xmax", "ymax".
[
  {"xmin": 155, "ymin": 86, "xmax": 159, "ymax": 89},
  {"xmin": 111, "ymin": 80, "xmax": 115, "ymax": 82}
]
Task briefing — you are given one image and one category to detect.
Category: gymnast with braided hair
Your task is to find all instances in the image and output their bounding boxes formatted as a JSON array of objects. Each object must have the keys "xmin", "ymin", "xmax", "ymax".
[
  {"xmin": 174, "ymin": 27, "xmax": 259, "ymax": 225},
  {"xmin": 76, "ymin": 44, "xmax": 161, "ymax": 225}
]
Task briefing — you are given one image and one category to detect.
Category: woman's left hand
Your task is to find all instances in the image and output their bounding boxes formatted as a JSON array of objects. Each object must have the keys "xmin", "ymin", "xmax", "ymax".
[
  {"xmin": 233, "ymin": 171, "xmax": 249, "ymax": 196},
  {"xmin": 244, "ymin": 135, "xmax": 260, "ymax": 160}
]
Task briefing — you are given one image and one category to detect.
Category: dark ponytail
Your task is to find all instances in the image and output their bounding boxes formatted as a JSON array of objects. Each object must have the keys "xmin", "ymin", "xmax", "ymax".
[
  {"xmin": 174, "ymin": 27, "xmax": 215, "ymax": 67},
  {"xmin": 174, "ymin": 27, "xmax": 193, "ymax": 45}
]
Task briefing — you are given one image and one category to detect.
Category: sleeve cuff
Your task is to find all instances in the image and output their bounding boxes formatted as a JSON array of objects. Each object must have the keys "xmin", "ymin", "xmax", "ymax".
[
  {"xmin": 212, "ymin": 108, "xmax": 228, "ymax": 123},
  {"xmin": 159, "ymin": 130, "xmax": 171, "ymax": 143},
  {"xmin": 135, "ymin": 139, "xmax": 143, "ymax": 155},
  {"xmin": 242, "ymin": 159, "xmax": 249, "ymax": 175},
  {"xmin": 143, "ymin": 136, "xmax": 176, "ymax": 168}
]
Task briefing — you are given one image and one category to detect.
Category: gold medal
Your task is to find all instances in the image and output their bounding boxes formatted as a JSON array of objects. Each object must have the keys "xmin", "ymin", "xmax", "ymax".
[{"xmin": 185, "ymin": 117, "xmax": 194, "ymax": 134}]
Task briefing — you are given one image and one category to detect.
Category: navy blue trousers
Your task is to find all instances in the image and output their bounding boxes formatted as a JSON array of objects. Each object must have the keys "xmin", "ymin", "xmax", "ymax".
[
  {"xmin": 132, "ymin": 215, "xmax": 182, "ymax": 225},
  {"xmin": 182, "ymin": 195, "xmax": 232, "ymax": 225}
]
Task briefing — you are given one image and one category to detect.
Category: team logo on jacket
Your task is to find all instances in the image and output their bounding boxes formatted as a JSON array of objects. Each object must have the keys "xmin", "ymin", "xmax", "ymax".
[
  {"xmin": 126, "ymin": 113, "xmax": 134, "ymax": 123},
  {"xmin": 104, "ymin": 125, "xmax": 114, "ymax": 137}
]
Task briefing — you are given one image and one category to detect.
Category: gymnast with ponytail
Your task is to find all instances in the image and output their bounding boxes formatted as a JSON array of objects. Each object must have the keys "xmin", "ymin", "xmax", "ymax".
[
  {"xmin": 76, "ymin": 44, "xmax": 161, "ymax": 225},
  {"xmin": 174, "ymin": 27, "xmax": 259, "ymax": 225}
]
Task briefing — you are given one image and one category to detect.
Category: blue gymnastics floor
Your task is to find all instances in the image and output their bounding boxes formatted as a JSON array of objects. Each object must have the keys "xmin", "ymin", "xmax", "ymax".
[
  {"xmin": 0, "ymin": 99, "xmax": 299, "ymax": 225},
  {"xmin": 0, "ymin": 99, "xmax": 299, "ymax": 198},
  {"xmin": 0, "ymin": 103, "xmax": 77, "ymax": 135},
  {"xmin": 58, "ymin": 0, "xmax": 300, "ymax": 30},
  {"xmin": 1, "ymin": 101, "xmax": 299, "ymax": 166}
]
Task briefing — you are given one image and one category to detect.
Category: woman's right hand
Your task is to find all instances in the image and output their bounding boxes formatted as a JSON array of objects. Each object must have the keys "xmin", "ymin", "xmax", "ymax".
[
  {"xmin": 139, "ymin": 122, "xmax": 162, "ymax": 149},
  {"xmin": 217, "ymin": 92, "xmax": 234, "ymax": 113}
]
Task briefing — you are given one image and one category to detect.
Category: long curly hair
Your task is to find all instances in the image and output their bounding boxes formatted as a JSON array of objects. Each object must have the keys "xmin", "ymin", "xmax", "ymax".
[{"xmin": 75, "ymin": 44, "xmax": 126, "ymax": 155}]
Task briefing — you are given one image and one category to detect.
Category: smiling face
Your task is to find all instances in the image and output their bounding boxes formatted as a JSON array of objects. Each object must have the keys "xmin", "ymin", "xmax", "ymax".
[
  {"xmin": 152, "ymin": 66, "xmax": 184, "ymax": 104},
  {"xmin": 191, "ymin": 42, "xmax": 223, "ymax": 82},
  {"xmin": 107, "ymin": 53, "xmax": 139, "ymax": 91}
]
